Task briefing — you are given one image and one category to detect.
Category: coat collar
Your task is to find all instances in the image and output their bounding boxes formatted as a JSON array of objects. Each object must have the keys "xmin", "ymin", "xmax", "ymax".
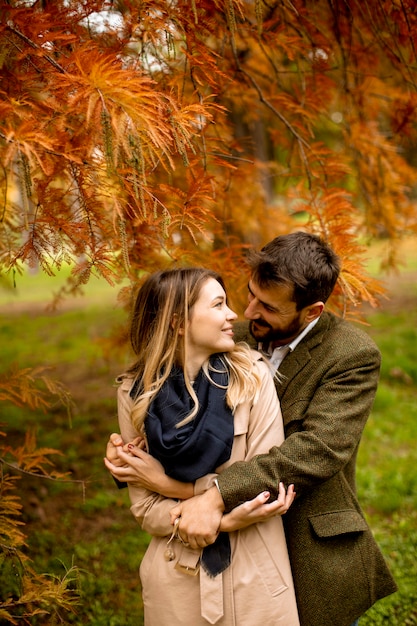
[{"xmin": 276, "ymin": 312, "xmax": 331, "ymax": 395}]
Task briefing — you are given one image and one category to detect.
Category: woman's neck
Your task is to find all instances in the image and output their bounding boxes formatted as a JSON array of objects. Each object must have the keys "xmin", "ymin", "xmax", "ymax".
[{"xmin": 186, "ymin": 354, "xmax": 207, "ymax": 382}]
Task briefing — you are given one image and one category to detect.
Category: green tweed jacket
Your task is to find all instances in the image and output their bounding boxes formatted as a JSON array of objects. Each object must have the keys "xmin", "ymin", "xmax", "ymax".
[{"xmin": 217, "ymin": 312, "xmax": 397, "ymax": 626}]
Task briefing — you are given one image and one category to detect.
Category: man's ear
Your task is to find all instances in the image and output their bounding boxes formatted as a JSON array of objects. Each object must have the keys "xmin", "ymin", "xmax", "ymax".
[{"xmin": 305, "ymin": 301, "xmax": 324, "ymax": 323}]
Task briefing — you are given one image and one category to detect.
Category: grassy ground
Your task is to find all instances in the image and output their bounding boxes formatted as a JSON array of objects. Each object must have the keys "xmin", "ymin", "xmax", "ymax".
[
  {"xmin": 1, "ymin": 245, "xmax": 416, "ymax": 625},
  {"xmin": 357, "ymin": 304, "xmax": 417, "ymax": 624},
  {"xmin": 1, "ymin": 272, "xmax": 144, "ymax": 625}
]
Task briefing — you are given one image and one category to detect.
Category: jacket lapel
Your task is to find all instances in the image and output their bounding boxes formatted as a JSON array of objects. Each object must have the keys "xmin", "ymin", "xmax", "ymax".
[{"xmin": 277, "ymin": 313, "xmax": 330, "ymax": 398}]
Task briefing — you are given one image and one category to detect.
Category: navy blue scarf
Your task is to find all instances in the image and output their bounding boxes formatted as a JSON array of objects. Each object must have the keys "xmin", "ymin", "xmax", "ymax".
[{"xmin": 143, "ymin": 355, "xmax": 234, "ymax": 577}]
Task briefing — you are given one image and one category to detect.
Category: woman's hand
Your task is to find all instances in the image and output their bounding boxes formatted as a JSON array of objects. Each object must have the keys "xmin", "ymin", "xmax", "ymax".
[
  {"xmin": 219, "ymin": 482, "xmax": 296, "ymax": 532},
  {"xmin": 105, "ymin": 433, "xmax": 144, "ymax": 468},
  {"xmin": 104, "ymin": 439, "xmax": 164, "ymax": 488},
  {"xmin": 104, "ymin": 437, "xmax": 194, "ymax": 499}
]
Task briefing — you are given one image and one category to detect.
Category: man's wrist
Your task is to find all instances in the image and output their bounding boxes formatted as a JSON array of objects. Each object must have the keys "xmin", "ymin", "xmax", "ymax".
[{"xmin": 209, "ymin": 483, "xmax": 225, "ymax": 512}]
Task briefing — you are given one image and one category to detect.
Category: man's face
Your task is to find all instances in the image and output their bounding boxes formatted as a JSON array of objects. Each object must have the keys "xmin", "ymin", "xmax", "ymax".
[{"xmin": 245, "ymin": 279, "xmax": 310, "ymax": 347}]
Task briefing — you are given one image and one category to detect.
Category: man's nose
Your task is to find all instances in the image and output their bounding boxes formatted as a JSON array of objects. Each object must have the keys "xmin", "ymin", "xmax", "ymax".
[{"xmin": 244, "ymin": 298, "xmax": 261, "ymax": 319}]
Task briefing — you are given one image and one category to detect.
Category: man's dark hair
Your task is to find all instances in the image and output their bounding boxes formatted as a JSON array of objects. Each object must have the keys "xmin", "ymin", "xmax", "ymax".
[{"xmin": 247, "ymin": 231, "xmax": 341, "ymax": 310}]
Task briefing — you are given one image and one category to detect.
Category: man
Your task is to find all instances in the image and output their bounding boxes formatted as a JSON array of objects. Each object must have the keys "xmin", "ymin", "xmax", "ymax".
[{"xmin": 168, "ymin": 232, "xmax": 397, "ymax": 626}]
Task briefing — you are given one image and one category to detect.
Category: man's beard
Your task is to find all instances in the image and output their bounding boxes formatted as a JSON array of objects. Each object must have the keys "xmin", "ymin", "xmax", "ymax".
[{"xmin": 249, "ymin": 316, "xmax": 303, "ymax": 345}]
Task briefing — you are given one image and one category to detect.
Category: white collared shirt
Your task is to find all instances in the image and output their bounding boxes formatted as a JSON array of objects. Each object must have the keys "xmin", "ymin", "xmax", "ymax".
[{"xmin": 259, "ymin": 317, "xmax": 320, "ymax": 373}]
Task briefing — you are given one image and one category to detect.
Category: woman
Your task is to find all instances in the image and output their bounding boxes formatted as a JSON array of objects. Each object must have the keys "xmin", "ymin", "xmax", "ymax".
[{"xmin": 105, "ymin": 267, "xmax": 299, "ymax": 626}]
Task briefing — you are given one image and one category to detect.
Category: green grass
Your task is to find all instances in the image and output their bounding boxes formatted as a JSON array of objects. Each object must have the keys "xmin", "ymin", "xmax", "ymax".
[
  {"xmin": 0, "ymin": 261, "xmax": 126, "ymax": 307},
  {"xmin": 357, "ymin": 307, "xmax": 417, "ymax": 625},
  {"xmin": 1, "ymin": 264, "xmax": 417, "ymax": 625}
]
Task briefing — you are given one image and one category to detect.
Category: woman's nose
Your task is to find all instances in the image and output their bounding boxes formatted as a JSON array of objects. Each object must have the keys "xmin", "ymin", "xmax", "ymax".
[{"xmin": 227, "ymin": 306, "xmax": 238, "ymax": 320}]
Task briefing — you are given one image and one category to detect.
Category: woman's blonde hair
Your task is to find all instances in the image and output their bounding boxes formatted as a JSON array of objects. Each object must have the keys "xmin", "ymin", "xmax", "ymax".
[{"xmin": 120, "ymin": 267, "xmax": 262, "ymax": 432}]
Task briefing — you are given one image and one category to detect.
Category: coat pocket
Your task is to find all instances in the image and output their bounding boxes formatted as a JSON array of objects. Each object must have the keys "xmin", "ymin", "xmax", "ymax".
[
  {"xmin": 308, "ymin": 509, "xmax": 368, "ymax": 538},
  {"xmin": 238, "ymin": 525, "xmax": 289, "ymax": 597}
]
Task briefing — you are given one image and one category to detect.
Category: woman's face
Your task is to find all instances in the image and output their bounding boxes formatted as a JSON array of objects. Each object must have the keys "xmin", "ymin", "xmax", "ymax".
[{"xmin": 186, "ymin": 278, "xmax": 237, "ymax": 367}]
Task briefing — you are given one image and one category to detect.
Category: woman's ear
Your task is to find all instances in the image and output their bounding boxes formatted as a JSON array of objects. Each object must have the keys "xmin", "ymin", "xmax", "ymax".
[{"xmin": 171, "ymin": 313, "xmax": 185, "ymax": 335}]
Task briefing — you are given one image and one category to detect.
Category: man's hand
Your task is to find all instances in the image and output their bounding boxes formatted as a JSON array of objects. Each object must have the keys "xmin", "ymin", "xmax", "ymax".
[
  {"xmin": 105, "ymin": 433, "xmax": 128, "ymax": 467},
  {"xmin": 170, "ymin": 486, "xmax": 225, "ymax": 549},
  {"xmin": 219, "ymin": 482, "xmax": 296, "ymax": 532},
  {"xmin": 105, "ymin": 433, "xmax": 144, "ymax": 467}
]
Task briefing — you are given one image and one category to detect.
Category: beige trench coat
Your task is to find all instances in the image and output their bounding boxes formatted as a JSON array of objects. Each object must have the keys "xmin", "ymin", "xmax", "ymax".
[{"xmin": 117, "ymin": 352, "xmax": 300, "ymax": 626}]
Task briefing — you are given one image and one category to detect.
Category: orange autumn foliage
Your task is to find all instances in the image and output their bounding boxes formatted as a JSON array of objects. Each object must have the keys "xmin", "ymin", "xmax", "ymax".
[{"xmin": 1, "ymin": 0, "xmax": 416, "ymax": 313}]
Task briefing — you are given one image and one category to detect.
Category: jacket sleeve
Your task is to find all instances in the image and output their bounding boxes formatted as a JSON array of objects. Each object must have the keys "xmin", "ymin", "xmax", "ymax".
[
  {"xmin": 217, "ymin": 329, "xmax": 381, "ymax": 511},
  {"xmin": 117, "ymin": 381, "xmax": 178, "ymax": 537}
]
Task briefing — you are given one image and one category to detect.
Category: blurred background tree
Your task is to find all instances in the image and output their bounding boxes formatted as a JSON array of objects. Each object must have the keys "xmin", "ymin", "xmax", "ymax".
[
  {"xmin": 1, "ymin": 0, "xmax": 416, "ymax": 313},
  {"xmin": 1, "ymin": 0, "xmax": 417, "ymax": 621}
]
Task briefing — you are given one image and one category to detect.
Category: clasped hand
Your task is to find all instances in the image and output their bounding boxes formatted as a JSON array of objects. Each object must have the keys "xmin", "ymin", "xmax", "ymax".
[
  {"xmin": 104, "ymin": 433, "xmax": 166, "ymax": 491},
  {"xmin": 104, "ymin": 433, "xmax": 296, "ymax": 549},
  {"xmin": 220, "ymin": 482, "xmax": 296, "ymax": 531},
  {"xmin": 169, "ymin": 482, "xmax": 295, "ymax": 549}
]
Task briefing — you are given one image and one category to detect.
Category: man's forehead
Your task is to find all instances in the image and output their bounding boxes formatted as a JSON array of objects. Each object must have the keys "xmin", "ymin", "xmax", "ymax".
[{"xmin": 248, "ymin": 278, "xmax": 294, "ymax": 303}]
